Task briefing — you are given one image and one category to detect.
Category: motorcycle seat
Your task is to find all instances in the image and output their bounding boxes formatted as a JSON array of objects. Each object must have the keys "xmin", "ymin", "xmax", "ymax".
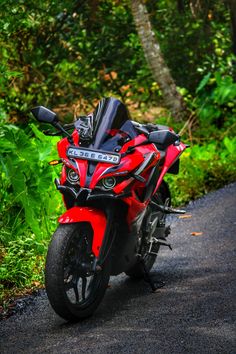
[
  {"xmin": 130, "ymin": 121, "xmax": 178, "ymax": 151},
  {"xmin": 131, "ymin": 121, "xmax": 170, "ymax": 135},
  {"xmin": 145, "ymin": 123, "xmax": 170, "ymax": 131}
]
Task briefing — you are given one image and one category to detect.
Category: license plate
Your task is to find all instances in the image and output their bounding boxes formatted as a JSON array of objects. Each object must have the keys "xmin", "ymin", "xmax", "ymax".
[{"xmin": 67, "ymin": 147, "xmax": 121, "ymax": 164}]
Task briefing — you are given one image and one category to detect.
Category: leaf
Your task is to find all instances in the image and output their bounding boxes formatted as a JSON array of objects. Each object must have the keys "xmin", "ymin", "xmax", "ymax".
[
  {"xmin": 191, "ymin": 232, "xmax": 203, "ymax": 236},
  {"xmin": 223, "ymin": 137, "xmax": 236, "ymax": 154},
  {"xmin": 179, "ymin": 214, "xmax": 192, "ymax": 219},
  {"xmin": 196, "ymin": 73, "xmax": 211, "ymax": 93},
  {"xmin": 32, "ymin": 281, "xmax": 41, "ymax": 287}
]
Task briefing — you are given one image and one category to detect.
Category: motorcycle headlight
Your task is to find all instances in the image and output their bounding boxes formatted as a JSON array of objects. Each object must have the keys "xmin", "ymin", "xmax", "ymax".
[
  {"xmin": 101, "ymin": 177, "xmax": 116, "ymax": 190},
  {"xmin": 67, "ymin": 169, "xmax": 80, "ymax": 185}
]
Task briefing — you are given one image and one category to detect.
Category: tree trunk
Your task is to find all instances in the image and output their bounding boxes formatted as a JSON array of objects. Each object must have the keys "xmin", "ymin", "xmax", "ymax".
[
  {"xmin": 227, "ymin": 0, "xmax": 236, "ymax": 55},
  {"xmin": 177, "ymin": 0, "xmax": 185, "ymax": 14},
  {"xmin": 130, "ymin": 0, "xmax": 187, "ymax": 121},
  {"xmin": 189, "ymin": 0, "xmax": 202, "ymax": 18}
]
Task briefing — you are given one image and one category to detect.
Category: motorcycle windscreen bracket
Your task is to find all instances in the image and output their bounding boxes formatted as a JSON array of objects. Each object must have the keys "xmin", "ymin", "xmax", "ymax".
[{"xmin": 58, "ymin": 206, "xmax": 107, "ymax": 257}]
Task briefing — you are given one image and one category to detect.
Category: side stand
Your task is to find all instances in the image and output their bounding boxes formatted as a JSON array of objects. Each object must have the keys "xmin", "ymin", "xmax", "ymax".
[{"xmin": 140, "ymin": 258, "xmax": 165, "ymax": 293}]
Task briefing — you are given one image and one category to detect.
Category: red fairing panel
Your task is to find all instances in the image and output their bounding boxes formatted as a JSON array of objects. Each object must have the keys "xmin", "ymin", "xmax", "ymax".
[
  {"xmin": 58, "ymin": 207, "xmax": 107, "ymax": 258},
  {"xmin": 124, "ymin": 191, "xmax": 148, "ymax": 227},
  {"xmin": 57, "ymin": 137, "xmax": 70, "ymax": 159},
  {"xmin": 154, "ymin": 141, "xmax": 187, "ymax": 193},
  {"xmin": 89, "ymin": 135, "xmax": 148, "ymax": 189}
]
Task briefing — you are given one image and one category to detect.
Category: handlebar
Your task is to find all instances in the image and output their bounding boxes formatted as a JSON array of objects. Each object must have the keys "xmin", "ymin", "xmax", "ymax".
[
  {"xmin": 43, "ymin": 117, "xmax": 86, "ymax": 136},
  {"xmin": 43, "ymin": 123, "xmax": 75, "ymax": 136}
]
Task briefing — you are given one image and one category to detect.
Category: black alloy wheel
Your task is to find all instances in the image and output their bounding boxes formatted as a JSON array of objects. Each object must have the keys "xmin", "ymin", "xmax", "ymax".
[{"xmin": 45, "ymin": 223, "xmax": 110, "ymax": 321}]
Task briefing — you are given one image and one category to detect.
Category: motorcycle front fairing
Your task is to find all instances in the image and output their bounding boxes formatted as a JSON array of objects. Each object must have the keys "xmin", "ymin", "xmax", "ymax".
[{"xmin": 56, "ymin": 97, "xmax": 159, "ymax": 206}]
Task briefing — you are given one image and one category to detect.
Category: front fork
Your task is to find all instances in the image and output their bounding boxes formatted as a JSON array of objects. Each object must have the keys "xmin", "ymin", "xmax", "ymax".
[{"xmin": 58, "ymin": 203, "xmax": 115, "ymax": 267}]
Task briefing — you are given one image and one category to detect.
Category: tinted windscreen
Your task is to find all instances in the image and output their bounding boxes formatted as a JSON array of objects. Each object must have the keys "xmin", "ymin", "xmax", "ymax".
[{"xmin": 88, "ymin": 97, "xmax": 138, "ymax": 152}]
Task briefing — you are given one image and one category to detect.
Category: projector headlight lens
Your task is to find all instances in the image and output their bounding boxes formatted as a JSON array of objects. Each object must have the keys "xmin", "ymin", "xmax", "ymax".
[
  {"xmin": 67, "ymin": 169, "xmax": 80, "ymax": 184},
  {"xmin": 102, "ymin": 177, "xmax": 116, "ymax": 190}
]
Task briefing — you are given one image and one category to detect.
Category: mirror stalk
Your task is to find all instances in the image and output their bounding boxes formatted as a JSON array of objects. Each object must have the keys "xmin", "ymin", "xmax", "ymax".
[
  {"xmin": 53, "ymin": 121, "xmax": 71, "ymax": 138},
  {"xmin": 52, "ymin": 122, "xmax": 73, "ymax": 143}
]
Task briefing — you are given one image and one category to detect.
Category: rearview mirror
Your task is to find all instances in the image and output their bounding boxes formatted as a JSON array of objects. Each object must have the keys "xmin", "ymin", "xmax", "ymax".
[
  {"xmin": 148, "ymin": 130, "xmax": 179, "ymax": 148},
  {"xmin": 31, "ymin": 106, "xmax": 58, "ymax": 124}
]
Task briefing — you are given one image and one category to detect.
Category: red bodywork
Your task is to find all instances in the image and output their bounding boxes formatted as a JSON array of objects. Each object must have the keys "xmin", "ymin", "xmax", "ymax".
[
  {"xmin": 57, "ymin": 128, "xmax": 187, "ymax": 258},
  {"xmin": 59, "ymin": 206, "xmax": 106, "ymax": 257}
]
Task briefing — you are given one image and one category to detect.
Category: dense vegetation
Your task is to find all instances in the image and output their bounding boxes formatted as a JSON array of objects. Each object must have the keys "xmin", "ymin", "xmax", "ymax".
[{"xmin": 0, "ymin": 0, "xmax": 236, "ymax": 309}]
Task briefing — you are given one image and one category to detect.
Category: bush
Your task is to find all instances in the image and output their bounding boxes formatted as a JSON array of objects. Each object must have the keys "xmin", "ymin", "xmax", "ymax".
[
  {"xmin": 0, "ymin": 122, "xmax": 62, "ymax": 301},
  {"xmin": 0, "ymin": 122, "xmax": 61, "ymax": 243},
  {"xmin": 167, "ymin": 137, "xmax": 236, "ymax": 205},
  {"xmin": 194, "ymin": 71, "xmax": 236, "ymax": 138},
  {"xmin": 0, "ymin": 234, "xmax": 46, "ymax": 289}
]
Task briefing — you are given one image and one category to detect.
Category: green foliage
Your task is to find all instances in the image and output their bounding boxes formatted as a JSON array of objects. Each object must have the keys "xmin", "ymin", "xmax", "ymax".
[
  {"xmin": 0, "ymin": 0, "xmax": 77, "ymax": 118},
  {"xmin": 0, "ymin": 122, "xmax": 61, "ymax": 246},
  {"xmin": 0, "ymin": 234, "xmax": 46, "ymax": 289},
  {"xmin": 0, "ymin": 122, "xmax": 62, "ymax": 300},
  {"xmin": 176, "ymin": 61, "xmax": 236, "ymax": 147},
  {"xmin": 1, "ymin": 0, "xmax": 233, "ymax": 120},
  {"xmin": 0, "ymin": 66, "xmax": 23, "ymax": 121},
  {"xmin": 189, "ymin": 70, "xmax": 236, "ymax": 139},
  {"xmin": 167, "ymin": 137, "xmax": 236, "ymax": 206},
  {"xmin": 148, "ymin": 1, "xmax": 234, "ymax": 91}
]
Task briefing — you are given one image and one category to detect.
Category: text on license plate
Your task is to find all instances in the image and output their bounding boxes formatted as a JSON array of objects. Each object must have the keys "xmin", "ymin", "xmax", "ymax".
[{"xmin": 67, "ymin": 147, "xmax": 121, "ymax": 164}]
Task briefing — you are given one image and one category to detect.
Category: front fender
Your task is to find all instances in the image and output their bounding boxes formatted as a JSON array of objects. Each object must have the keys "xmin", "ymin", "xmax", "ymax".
[{"xmin": 58, "ymin": 207, "xmax": 107, "ymax": 257}]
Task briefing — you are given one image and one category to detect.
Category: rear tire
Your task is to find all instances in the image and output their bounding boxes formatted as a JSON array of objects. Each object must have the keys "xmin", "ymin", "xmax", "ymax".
[
  {"xmin": 45, "ymin": 223, "xmax": 110, "ymax": 321},
  {"xmin": 126, "ymin": 181, "xmax": 170, "ymax": 278}
]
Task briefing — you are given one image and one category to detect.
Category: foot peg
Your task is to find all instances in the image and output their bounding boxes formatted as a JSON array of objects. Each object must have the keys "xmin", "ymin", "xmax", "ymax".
[
  {"xmin": 150, "ymin": 201, "xmax": 186, "ymax": 214},
  {"xmin": 155, "ymin": 238, "xmax": 172, "ymax": 250}
]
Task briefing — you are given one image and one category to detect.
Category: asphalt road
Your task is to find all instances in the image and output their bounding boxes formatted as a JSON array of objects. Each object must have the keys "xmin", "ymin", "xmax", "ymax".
[{"xmin": 1, "ymin": 184, "xmax": 236, "ymax": 354}]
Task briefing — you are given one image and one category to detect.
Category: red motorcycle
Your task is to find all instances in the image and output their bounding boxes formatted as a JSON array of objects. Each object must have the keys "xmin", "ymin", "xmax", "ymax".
[{"xmin": 31, "ymin": 97, "xmax": 187, "ymax": 321}]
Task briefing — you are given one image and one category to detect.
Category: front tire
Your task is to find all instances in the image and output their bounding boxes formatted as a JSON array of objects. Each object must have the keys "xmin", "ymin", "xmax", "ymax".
[{"xmin": 45, "ymin": 223, "xmax": 110, "ymax": 321}]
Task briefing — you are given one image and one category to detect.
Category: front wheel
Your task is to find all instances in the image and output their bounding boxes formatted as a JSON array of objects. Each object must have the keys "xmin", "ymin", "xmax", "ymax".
[{"xmin": 45, "ymin": 223, "xmax": 110, "ymax": 321}]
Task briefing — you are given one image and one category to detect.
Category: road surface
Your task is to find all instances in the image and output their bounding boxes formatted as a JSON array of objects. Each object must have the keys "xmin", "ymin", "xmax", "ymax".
[{"xmin": 0, "ymin": 183, "xmax": 236, "ymax": 353}]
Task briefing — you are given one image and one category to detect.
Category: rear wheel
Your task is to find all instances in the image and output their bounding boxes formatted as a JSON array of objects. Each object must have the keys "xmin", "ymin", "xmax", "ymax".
[
  {"xmin": 45, "ymin": 223, "xmax": 110, "ymax": 321},
  {"xmin": 126, "ymin": 181, "xmax": 170, "ymax": 278}
]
